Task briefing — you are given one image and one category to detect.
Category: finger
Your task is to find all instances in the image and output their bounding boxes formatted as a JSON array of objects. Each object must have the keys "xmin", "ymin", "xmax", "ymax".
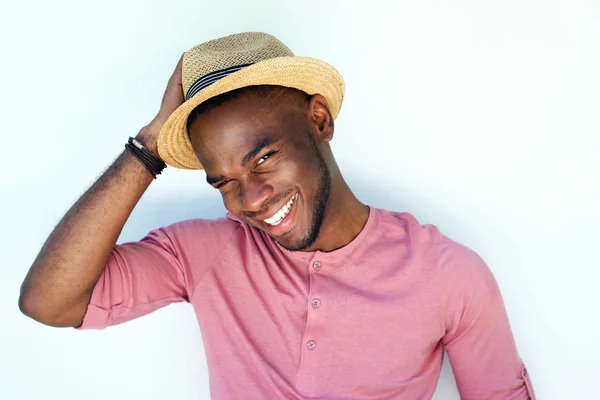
[
  {"xmin": 175, "ymin": 53, "xmax": 185, "ymax": 72},
  {"xmin": 168, "ymin": 54, "xmax": 184, "ymax": 84}
]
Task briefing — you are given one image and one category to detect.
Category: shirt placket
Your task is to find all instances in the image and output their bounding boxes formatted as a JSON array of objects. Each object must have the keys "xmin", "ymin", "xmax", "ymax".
[{"xmin": 295, "ymin": 253, "xmax": 328, "ymax": 397}]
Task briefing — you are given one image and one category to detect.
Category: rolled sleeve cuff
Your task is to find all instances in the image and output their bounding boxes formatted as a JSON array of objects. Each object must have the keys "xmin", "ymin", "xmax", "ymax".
[
  {"xmin": 521, "ymin": 364, "xmax": 536, "ymax": 400},
  {"xmin": 74, "ymin": 303, "xmax": 110, "ymax": 330}
]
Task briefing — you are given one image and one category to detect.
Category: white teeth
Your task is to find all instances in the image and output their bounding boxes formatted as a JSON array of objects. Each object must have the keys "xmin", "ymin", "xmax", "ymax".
[{"xmin": 264, "ymin": 194, "xmax": 296, "ymax": 226}]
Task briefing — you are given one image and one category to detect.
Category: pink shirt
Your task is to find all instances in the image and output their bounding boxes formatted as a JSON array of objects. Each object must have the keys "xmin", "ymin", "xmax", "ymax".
[{"xmin": 77, "ymin": 207, "xmax": 535, "ymax": 399}]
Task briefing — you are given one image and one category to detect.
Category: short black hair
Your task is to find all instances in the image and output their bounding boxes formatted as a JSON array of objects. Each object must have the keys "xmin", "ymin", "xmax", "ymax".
[{"xmin": 186, "ymin": 85, "xmax": 310, "ymax": 135}]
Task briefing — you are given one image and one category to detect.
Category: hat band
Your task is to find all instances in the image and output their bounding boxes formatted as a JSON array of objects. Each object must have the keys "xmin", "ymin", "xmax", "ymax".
[{"xmin": 185, "ymin": 62, "xmax": 254, "ymax": 101}]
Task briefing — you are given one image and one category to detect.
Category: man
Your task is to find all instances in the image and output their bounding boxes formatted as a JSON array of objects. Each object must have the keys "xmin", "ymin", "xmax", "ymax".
[{"xmin": 19, "ymin": 32, "xmax": 536, "ymax": 399}]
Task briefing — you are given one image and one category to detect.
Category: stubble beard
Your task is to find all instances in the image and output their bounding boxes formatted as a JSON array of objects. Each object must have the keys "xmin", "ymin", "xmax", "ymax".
[{"xmin": 280, "ymin": 147, "xmax": 332, "ymax": 251}]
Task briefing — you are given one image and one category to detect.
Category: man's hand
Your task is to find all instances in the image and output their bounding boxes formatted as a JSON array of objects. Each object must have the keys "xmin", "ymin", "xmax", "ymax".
[{"xmin": 137, "ymin": 54, "xmax": 185, "ymax": 155}]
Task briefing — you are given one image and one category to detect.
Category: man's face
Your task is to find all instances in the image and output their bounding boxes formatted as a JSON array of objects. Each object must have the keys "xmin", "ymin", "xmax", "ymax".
[{"xmin": 188, "ymin": 89, "xmax": 332, "ymax": 251}]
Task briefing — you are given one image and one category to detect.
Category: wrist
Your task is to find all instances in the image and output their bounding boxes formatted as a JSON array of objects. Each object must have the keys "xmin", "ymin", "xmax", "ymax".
[
  {"xmin": 135, "ymin": 127, "xmax": 161, "ymax": 160},
  {"xmin": 125, "ymin": 137, "xmax": 167, "ymax": 179}
]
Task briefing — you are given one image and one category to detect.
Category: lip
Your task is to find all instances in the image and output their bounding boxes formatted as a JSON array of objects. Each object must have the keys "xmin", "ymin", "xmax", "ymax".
[{"xmin": 259, "ymin": 192, "xmax": 300, "ymax": 237}]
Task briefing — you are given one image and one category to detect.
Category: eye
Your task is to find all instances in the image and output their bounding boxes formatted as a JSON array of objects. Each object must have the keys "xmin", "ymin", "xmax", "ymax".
[
  {"xmin": 216, "ymin": 179, "xmax": 231, "ymax": 189},
  {"xmin": 256, "ymin": 152, "xmax": 276, "ymax": 167}
]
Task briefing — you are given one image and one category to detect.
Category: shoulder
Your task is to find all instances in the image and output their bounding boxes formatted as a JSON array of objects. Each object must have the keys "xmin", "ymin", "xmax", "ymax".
[
  {"xmin": 433, "ymin": 229, "xmax": 492, "ymax": 288},
  {"xmin": 372, "ymin": 207, "xmax": 445, "ymax": 247},
  {"xmin": 156, "ymin": 214, "xmax": 244, "ymax": 252},
  {"xmin": 373, "ymin": 207, "xmax": 489, "ymax": 278},
  {"xmin": 164, "ymin": 215, "xmax": 241, "ymax": 234}
]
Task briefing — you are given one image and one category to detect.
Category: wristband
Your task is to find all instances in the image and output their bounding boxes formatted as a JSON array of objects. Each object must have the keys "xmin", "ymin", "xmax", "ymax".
[{"xmin": 125, "ymin": 137, "xmax": 166, "ymax": 179}]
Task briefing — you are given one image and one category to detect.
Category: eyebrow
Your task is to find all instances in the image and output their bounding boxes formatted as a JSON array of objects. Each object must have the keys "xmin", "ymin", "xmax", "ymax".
[
  {"xmin": 241, "ymin": 137, "xmax": 277, "ymax": 168},
  {"xmin": 205, "ymin": 137, "xmax": 277, "ymax": 186}
]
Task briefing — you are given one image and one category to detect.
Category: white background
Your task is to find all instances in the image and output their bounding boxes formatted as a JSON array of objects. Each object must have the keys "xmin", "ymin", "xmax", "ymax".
[{"xmin": 1, "ymin": 0, "xmax": 599, "ymax": 399}]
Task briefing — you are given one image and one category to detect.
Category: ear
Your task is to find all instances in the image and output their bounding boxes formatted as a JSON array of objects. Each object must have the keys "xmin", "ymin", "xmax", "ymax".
[{"xmin": 308, "ymin": 94, "xmax": 334, "ymax": 143}]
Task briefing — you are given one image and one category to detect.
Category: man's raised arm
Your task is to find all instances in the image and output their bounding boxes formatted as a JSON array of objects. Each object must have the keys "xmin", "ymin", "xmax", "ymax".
[{"xmin": 18, "ymin": 55, "xmax": 184, "ymax": 328}]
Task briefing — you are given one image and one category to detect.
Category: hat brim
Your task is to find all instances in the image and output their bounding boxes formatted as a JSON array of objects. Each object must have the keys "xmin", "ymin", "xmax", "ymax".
[{"xmin": 157, "ymin": 56, "xmax": 345, "ymax": 170}]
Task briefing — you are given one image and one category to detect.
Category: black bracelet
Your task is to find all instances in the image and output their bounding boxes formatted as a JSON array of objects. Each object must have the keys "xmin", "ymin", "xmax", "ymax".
[{"xmin": 125, "ymin": 137, "xmax": 166, "ymax": 179}]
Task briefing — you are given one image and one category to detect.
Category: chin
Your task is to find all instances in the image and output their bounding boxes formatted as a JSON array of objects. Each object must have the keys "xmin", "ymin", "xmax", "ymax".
[
  {"xmin": 268, "ymin": 231, "xmax": 297, "ymax": 249},
  {"xmin": 275, "ymin": 231, "xmax": 315, "ymax": 251},
  {"xmin": 276, "ymin": 239, "xmax": 303, "ymax": 251}
]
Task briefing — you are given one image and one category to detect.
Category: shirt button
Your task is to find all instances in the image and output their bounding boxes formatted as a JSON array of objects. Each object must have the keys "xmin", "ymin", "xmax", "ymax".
[
  {"xmin": 306, "ymin": 340, "xmax": 316, "ymax": 350},
  {"xmin": 311, "ymin": 298, "xmax": 321, "ymax": 308},
  {"xmin": 312, "ymin": 261, "xmax": 322, "ymax": 271}
]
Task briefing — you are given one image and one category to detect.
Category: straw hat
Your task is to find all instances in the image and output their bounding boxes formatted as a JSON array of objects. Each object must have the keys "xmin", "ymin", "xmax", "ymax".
[{"xmin": 157, "ymin": 32, "xmax": 345, "ymax": 170}]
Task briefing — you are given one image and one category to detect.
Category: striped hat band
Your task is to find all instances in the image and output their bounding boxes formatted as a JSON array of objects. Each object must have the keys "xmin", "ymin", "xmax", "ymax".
[{"xmin": 185, "ymin": 63, "xmax": 254, "ymax": 101}]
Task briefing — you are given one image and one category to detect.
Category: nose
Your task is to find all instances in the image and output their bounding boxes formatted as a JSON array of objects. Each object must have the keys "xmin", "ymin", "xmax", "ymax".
[{"xmin": 239, "ymin": 176, "xmax": 273, "ymax": 214}]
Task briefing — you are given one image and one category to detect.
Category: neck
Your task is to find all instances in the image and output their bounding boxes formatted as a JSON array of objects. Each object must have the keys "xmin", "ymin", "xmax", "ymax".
[{"xmin": 304, "ymin": 176, "xmax": 369, "ymax": 252}]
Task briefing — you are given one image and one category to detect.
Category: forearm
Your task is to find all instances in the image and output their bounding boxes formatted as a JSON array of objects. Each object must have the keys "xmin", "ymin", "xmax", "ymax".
[{"xmin": 19, "ymin": 133, "xmax": 155, "ymax": 327}]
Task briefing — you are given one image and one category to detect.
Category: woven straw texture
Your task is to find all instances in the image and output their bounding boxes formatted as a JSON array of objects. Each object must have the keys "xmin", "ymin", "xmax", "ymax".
[
  {"xmin": 181, "ymin": 32, "xmax": 294, "ymax": 94},
  {"xmin": 157, "ymin": 32, "xmax": 345, "ymax": 170}
]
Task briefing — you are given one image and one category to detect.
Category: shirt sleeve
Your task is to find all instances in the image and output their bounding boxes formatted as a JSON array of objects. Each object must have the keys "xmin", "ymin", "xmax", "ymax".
[
  {"xmin": 440, "ymin": 238, "xmax": 536, "ymax": 400},
  {"xmin": 75, "ymin": 217, "xmax": 239, "ymax": 330}
]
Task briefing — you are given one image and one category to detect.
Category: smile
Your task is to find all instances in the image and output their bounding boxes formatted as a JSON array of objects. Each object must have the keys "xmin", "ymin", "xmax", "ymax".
[{"xmin": 263, "ymin": 193, "xmax": 298, "ymax": 226}]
